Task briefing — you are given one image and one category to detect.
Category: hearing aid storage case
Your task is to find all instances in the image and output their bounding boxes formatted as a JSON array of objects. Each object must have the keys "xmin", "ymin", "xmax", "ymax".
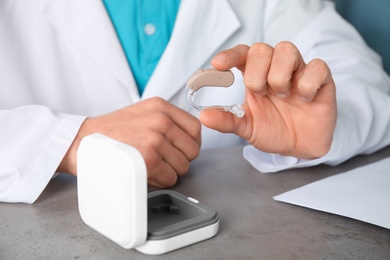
[{"xmin": 77, "ymin": 133, "xmax": 219, "ymax": 255}]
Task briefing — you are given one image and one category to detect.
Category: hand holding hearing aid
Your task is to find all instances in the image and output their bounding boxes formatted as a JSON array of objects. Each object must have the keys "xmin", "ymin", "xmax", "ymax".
[{"xmin": 196, "ymin": 42, "xmax": 337, "ymax": 159}]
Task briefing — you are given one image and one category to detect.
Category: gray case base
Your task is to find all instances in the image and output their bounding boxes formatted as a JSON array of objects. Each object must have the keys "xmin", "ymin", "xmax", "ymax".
[{"xmin": 147, "ymin": 190, "xmax": 219, "ymax": 240}]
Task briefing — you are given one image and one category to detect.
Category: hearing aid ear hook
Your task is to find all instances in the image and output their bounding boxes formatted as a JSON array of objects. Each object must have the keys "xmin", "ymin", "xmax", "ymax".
[{"xmin": 186, "ymin": 69, "xmax": 245, "ymax": 118}]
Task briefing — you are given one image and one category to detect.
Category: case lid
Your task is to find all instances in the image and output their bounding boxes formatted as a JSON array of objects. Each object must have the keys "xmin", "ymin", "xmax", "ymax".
[{"xmin": 77, "ymin": 133, "xmax": 147, "ymax": 249}]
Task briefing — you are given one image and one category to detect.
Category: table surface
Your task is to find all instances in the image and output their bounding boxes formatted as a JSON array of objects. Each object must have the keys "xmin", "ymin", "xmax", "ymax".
[{"xmin": 1, "ymin": 145, "xmax": 390, "ymax": 259}]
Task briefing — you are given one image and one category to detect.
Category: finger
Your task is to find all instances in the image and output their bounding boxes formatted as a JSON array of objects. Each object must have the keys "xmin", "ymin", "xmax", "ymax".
[
  {"xmin": 140, "ymin": 139, "xmax": 183, "ymax": 187},
  {"xmin": 161, "ymin": 145, "xmax": 191, "ymax": 177},
  {"xmin": 151, "ymin": 114, "xmax": 198, "ymax": 170},
  {"xmin": 143, "ymin": 111, "xmax": 200, "ymax": 162},
  {"xmin": 165, "ymin": 125, "xmax": 200, "ymax": 161},
  {"xmin": 199, "ymin": 108, "xmax": 244, "ymax": 136},
  {"xmin": 140, "ymin": 97, "xmax": 202, "ymax": 146},
  {"xmin": 244, "ymin": 42, "xmax": 273, "ymax": 94},
  {"xmin": 268, "ymin": 41, "xmax": 305, "ymax": 98},
  {"xmin": 297, "ymin": 59, "xmax": 333, "ymax": 102},
  {"xmin": 147, "ymin": 156, "xmax": 178, "ymax": 188},
  {"xmin": 134, "ymin": 133, "xmax": 188, "ymax": 186},
  {"xmin": 211, "ymin": 44, "xmax": 250, "ymax": 72}
]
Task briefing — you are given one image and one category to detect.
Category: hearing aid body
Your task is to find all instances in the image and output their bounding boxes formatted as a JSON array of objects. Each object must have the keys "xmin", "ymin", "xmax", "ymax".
[{"xmin": 186, "ymin": 69, "xmax": 245, "ymax": 118}]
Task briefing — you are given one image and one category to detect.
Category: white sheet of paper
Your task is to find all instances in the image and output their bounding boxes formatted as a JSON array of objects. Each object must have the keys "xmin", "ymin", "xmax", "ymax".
[{"xmin": 274, "ymin": 157, "xmax": 390, "ymax": 229}]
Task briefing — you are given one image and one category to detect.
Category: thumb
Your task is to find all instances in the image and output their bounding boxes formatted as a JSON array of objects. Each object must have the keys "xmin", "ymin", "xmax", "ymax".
[{"xmin": 199, "ymin": 109, "xmax": 242, "ymax": 134}]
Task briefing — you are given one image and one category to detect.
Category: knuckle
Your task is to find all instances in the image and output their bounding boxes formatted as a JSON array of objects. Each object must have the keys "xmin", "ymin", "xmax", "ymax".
[
  {"xmin": 145, "ymin": 133, "xmax": 165, "ymax": 148},
  {"xmin": 234, "ymin": 44, "xmax": 250, "ymax": 53},
  {"xmin": 267, "ymin": 73, "xmax": 286, "ymax": 86},
  {"xmin": 310, "ymin": 58, "xmax": 327, "ymax": 67},
  {"xmin": 244, "ymin": 77, "xmax": 266, "ymax": 91},
  {"xmin": 164, "ymin": 174, "xmax": 178, "ymax": 187},
  {"xmin": 186, "ymin": 145, "xmax": 200, "ymax": 162},
  {"xmin": 192, "ymin": 119, "xmax": 202, "ymax": 137},
  {"xmin": 142, "ymin": 150, "xmax": 161, "ymax": 169},
  {"xmin": 191, "ymin": 146, "xmax": 200, "ymax": 160},
  {"xmin": 152, "ymin": 113, "xmax": 172, "ymax": 132},
  {"xmin": 268, "ymin": 76, "xmax": 289, "ymax": 89},
  {"xmin": 236, "ymin": 43, "xmax": 250, "ymax": 49},
  {"xmin": 274, "ymin": 41, "xmax": 298, "ymax": 55},
  {"xmin": 177, "ymin": 160, "xmax": 190, "ymax": 176},
  {"xmin": 151, "ymin": 172, "xmax": 177, "ymax": 188},
  {"xmin": 146, "ymin": 97, "xmax": 168, "ymax": 109},
  {"xmin": 249, "ymin": 42, "xmax": 272, "ymax": 58},
  {"xmin": 184, "ymin": 119, "xmax": 201, "ymax": 147},
  {"xmin": 309, "ymin": 59, "xmax": 329, "ymax": 77},
  {"xmin": 298, "ymin": 82, "xmax": 314, "ymax": 95}
]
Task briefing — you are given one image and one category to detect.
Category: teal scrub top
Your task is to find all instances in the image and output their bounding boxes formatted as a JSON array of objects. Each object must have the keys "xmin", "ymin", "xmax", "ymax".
[{"xmin": 103, "ymin": 0, "xmax": 180, "ymax": 95}]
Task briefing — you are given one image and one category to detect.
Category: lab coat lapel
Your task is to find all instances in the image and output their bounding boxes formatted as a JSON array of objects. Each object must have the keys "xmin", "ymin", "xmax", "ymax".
[
  {"xmin": 40, "ymin": 0, "xmax": 139, "ymax": 101},
  {"xmin": 142, "ymin": 0, "xmax": 241, "ymax": 100}
]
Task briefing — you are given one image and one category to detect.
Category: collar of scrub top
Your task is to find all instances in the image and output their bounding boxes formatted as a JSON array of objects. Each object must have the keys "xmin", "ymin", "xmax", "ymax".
[{"xmin": 186, "ymin": 69, "xmax": 245, "ymax": 118}]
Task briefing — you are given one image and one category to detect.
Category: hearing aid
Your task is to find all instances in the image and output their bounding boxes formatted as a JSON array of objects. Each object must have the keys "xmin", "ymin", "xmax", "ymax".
[{"xmin": 186, "ymin": 69, "xmax": 245, "ymax": 118}]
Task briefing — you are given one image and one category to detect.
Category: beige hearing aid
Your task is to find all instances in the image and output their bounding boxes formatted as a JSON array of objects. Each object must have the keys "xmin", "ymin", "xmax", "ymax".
[{"xmin": 186, "ymin": 69, "xmax": 245, "ymax": 118}]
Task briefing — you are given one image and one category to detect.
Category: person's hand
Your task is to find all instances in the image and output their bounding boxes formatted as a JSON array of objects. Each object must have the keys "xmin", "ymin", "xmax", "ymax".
[
  {"xmin": 200, "ymin": 42, "xmax": 336, "ymax": 159},
  {"xmin": 58, "ymin": 97, "xmax": 201, "ymax": 187}
]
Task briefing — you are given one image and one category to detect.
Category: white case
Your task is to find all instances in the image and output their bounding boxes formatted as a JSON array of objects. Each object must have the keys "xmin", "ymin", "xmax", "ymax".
[{"xmin": 77, "ymin": 133, "xmax": 219, "ymax": 255}]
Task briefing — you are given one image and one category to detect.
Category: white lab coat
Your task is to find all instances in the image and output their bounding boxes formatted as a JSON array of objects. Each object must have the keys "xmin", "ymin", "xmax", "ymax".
[{"xmin": 1, "ymin": 0, "xmax": 390, "ymax": 203}]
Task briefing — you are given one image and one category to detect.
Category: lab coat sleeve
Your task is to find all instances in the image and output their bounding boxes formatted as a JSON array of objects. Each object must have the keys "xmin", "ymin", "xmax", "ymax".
[
  {"xmin": 244, "ymin": 2, "xmax": 390, "ymax": 172},
  {"xmin": 0, "ymin": 106, "xmax": 86, "ymax": 203}
]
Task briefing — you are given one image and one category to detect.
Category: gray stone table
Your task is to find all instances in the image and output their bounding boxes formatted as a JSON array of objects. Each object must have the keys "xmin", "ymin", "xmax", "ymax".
[{"xmin": 1, "ymin": 145, "xmax": 390, "ymax": 259}]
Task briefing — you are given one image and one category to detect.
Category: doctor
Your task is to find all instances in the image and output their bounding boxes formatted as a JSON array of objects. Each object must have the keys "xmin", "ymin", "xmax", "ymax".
[{"xmin": 1, "ymin": 0, "xmax": 390, "ymax": 203}]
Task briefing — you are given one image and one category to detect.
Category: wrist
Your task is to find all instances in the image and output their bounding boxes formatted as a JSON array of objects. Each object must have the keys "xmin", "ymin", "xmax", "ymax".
[{"xmin": 57, "ymin": 118, "xmax": 95, "ymax": 175}]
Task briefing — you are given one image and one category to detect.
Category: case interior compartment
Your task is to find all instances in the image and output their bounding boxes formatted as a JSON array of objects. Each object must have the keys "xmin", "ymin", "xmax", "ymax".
[{"xmin": 147, "ymin": 190, "xmax": 219, "ymax": 240}]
